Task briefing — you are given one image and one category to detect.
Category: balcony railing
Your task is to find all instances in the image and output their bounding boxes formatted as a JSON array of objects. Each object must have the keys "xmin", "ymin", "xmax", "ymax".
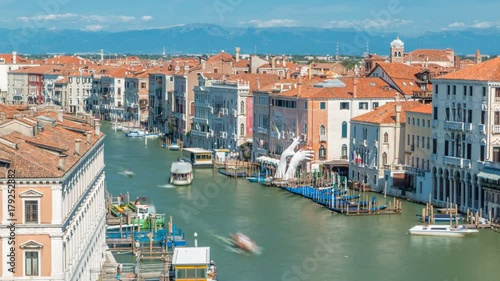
[
  {"xmin": 319, "ymin": 135, "xmax": 327, "ymax": 142},
  {"xmin": 464, "ymin": 123, "xmax": 472, "ymax": 131},
  {"xmin": 257, "ymin": 127, "xmax": 268, "ymax": 134},
  {"xmin": 478, "ymin": 124, "xmax": 486, "ymax": 134},
  {"xmin": 485, "ymin": 161, "xmax": 500, "ymax": 170},
  {"xmin": 444, "ymin": 121, "xmax": 464, "ymax": 131},
  {"xmin": 493, "ymin": 125, "xmax": 500, "ymax": 134},
  {"xmin": 443, "ymin": 156, "xmax": 471, "ymax": 168},
  {"xmin": 190, "ymin": 130, "xmax": 210, "ymax": 138},
  {"xmin": 192, "ymin": 117, "xmax": 208, "ymax": 125},
  {"xmin": 412, "ymin": 90, "xmax": 433, "ymax": 98}
]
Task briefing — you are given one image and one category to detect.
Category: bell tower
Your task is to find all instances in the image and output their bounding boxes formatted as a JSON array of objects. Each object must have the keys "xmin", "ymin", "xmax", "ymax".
[{"xmin": 390, "ymin": 36, "xmax": 404, "ymax": 64}]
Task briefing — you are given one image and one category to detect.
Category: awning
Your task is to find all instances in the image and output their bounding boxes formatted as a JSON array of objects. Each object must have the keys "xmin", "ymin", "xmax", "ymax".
[{"xmin": 478, "ymin": 169, "xmax": 500, "ymax": 181}]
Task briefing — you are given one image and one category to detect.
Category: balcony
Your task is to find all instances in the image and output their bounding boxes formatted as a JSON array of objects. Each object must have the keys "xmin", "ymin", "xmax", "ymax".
[
  {"xmin": 464, "ymin": 123, "xmax": 472, "ymax": 131},
  {"xmin": 478, "ymin": 124, "xmax": 486, "ymax": 134},
  {"xmin": 219, "ymin": 132, "xmax": 227, "ymax": 139},
  {"xmin": 190, "ymin": 130, "xmax": 210, "ymax": 138},
  {"xmin": 192, "ymin": 117, "xmax": 208, "ymax": 125},
  {"xmin": 444, "ymin": 121, "xmax": 464, "ymax": 131},
  {"xmin": 443, "ymin": 156, "xmax": 471, "ymax": 169},
  {"xmin": 257, "ymin": 127, "xmax": 268, "ymax": 134},
  {"xmin": 319, "ymin": 135, "xmax": 327, "ymax": 142},
  {"xmin": 485, "ymin": 161, "xmax": 500, "ymax": 170},
  {"xmin": 493, "ymin": 125, "xmax": 500, "ymax": 135}
]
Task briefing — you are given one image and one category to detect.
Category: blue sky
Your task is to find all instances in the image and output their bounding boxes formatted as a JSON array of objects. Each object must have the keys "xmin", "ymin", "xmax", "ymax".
[{"xmin": 0, "ymin": 0, "xmax": 499, "ymax": 35}]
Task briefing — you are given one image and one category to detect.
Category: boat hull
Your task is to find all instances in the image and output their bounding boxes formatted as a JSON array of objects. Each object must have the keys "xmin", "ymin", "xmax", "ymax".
[
  {"xmin": 409, "ymin": 225, "xmax": 478, "ymax": 237},
  {"xmin": 170, "ymin": 179, "xmax": 193, "ymax": 186},
  {"xmin": 169, "ymin": 145, "xmax": 180, "ymax": 151},
  {"xmin": 409, "ymin": 230, "xmax": 469, "ymax": 237}
]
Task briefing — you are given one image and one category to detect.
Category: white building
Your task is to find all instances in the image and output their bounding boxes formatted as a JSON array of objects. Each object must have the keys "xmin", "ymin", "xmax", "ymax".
[
  {"xmin": 0, "ymin": 52, "xmax": 40, "ymax": 100},
  {"xmin": 349, "ymin": 100, "xmax": 423, "ymax": 192},
  {"xmin": 148, "ymin": 72, "xmax": 174, "ymax": 134},
  {"xmin": 67, "ymin": 70, "xmax": 93, "ymax": 114},
  {"xmin": 431, "ymin": 57, "xmax": 500, "ymax": 215},
  {"xmin": 0, "ymin": 108, "xmax": 106, "ymax": 280}
]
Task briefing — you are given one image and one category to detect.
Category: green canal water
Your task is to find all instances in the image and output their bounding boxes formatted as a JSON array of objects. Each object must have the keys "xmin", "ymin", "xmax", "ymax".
[{"xmin": 102, "ymin": 123, "xmax": 500, "ymax": 281}]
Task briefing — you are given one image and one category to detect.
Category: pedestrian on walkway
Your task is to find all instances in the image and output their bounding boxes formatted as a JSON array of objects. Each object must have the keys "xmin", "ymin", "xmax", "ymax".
[{"xmin": 116, "ymin": 264, "xmax": 122, "ymax": 280}]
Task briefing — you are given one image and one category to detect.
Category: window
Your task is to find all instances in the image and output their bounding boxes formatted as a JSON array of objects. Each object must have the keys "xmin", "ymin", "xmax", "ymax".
[
  {"xmin": 320, "ymin": 125, "xmax": 326, "ymax": 136},
  {"xmin": 359, "ymin": 102, "xmax": 368, "ymax": 109},
  {"xmin": 463, "ymin": 85, "xmax": 467, "ymax": 96},
  {"xmin": 341, "ymin": 122, "xmax": 347, "ymax": 138},
  {"xmin": 340, "ymin": 102, "xmax": 349, "ymax": 110},
  {"xmin": 213, "ymin": 68, "xmax": 219, "ymax": 73},
  {"xmin": 341, "ymin": 144, "xmax": 348, "ymax": 159},
  {"xmin": 25, "ymin": 200, "xmax": 38, "ymax": 224},
  {"xmin": 453, "ymin": 85, "xmax": 456, "ymax": 95},
  {"xmin": 240, "ymin": 101, "xmax": 245, "ymax": 114},
  {"xmin": 435, "ymin": 84, "xmax": 439, "ymax": 94},
  {"xmin": 495, "ymin": 112, "xmax": 500, "ymax": 126},
  {"xmin": 417, "ymin": 119, "xmax": 420, "ymax": 126},
  {"xmin": 447, "ymin": 85, "xmax": 450, "ymax": 95},
  {"xmin": 373, "ymin": 102, "xmax": 379, "ymax": 109},
  {"xmin": 304, "ymin": 101, "xmax": 308, "ymax": 109},
  {"xmin": 407, "ymin": 117, "xmax": 410, "ymax": 124},
  {"xmin": 407, "ymin": 134, "xmax": 410, "ymax": 145},
  {"xmin": 469, "ymin": 86, "xmax": 473, "ymax": 96},
  {"xmin": 320, "ymin": 102, "xmax": 326, "ymax": 109},
  {"xmin": 412, "ymin": 118, "xmax": 415, "ymax": 125},
  {"xmin": 384, "ymin": 132, "xmax": 388, "ymax": 143},
  {"xmin": 25, "ymin": 251, "xmax": 39, "ymax": 276},
  {"xmin": 240, "ymin": 123, "xmax": 244, "ymax": 136},
  {"xmin": 319, "ymin": 145, "xmax": 326, "ymax": 159},
  {"xmin": 382, "ymin": 152, "xmax": 387, "ymax": 166},
  {"xmin": 433, "ymin": 107, "xmax": 438, "ymax": 120},
  {"xmin": 427, "ymin": 137, "xmax": 430, "ymax": 149},
  {"xmin": 480, "ymin": 145, "xmax": 485, "ymax": 161},
  {"xmin": 483, "ymin": 87, "xmax": 487, "ymax": 97},
  {"xmin": 141, "ymin": 82, "xmax": 146, "ymax": 89},
  {"xmin": 422, "ymin": 137, "xmax": 425, "ymax": 149},
  {"xmin": 427, "ymin": 120, "xmax": 430, "ymax": 127},
  {"xmin": 494, "ymin": 147, "xmax": 500, "ymax": 162}
]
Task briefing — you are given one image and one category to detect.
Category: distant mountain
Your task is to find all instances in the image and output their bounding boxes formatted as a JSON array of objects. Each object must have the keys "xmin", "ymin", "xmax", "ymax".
[{"xmin": 0, "ymin": 23, "xmax": 498, "ymax": 56}]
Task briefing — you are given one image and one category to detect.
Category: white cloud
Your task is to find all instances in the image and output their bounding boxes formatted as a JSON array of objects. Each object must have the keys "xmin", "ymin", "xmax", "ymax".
[
  {"xmin": 447, "ymin": 22, "xmax": 466, "ymax": 28},
  {"xmin": 471, "ymin": 21, "xmax": 494, "ymax": 29},
  {"xmin": 246, "ymin": 19, "xmax": 298, "ymax": 28},
  {"xmin": 141, "ymin": 16, "xmax": 153, "ymax": 21},
  {"xmin": 81, "ymin": 24, "xmax": 104, "ymax": 32},
  {"xmin": 17, "ymin": 13, "xmax": 136, "ymax": 23},
  {"xmin": 330, "ymin": 18, "xmax": 411, "ymax": 29}
]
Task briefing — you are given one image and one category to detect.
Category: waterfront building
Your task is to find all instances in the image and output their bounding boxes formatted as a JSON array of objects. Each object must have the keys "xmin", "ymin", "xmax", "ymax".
[
  {"xmin": 148, "ymin": 71, "xmax": 175, "ymax": 133},
  {"xmin": 0, "ymin": 106, "xmax": 106, "ymax": 280},
  {"xmin": 253, "ymin": 77, "xmax": 403, "ymax": 163},
  {"xmin": 403, "ymin": 104, "xmax": 433, "ymax": 203},
  {"xmin": 67, "ymin": 69, "xmax": 94, "ymax": 114},
  {"xmin": 190, "ymin": 73, "xmax": 279, "ymax": 151},
  {"xmin": 431, "ymin": 57, "xmax": 500, "ymax": 215},
  {"xmin": 0, "ymin": 52, "xmax": 40, "ymax": 102},
  {"xmin": 349, "ymin": 100, "xmax": 423, "ymax": 192}
]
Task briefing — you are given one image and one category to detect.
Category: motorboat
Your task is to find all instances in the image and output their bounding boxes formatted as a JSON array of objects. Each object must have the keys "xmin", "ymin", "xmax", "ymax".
[
  {"xmin": 145, "ymin": 132, "xmax": 160, "ymax": 138},
  {"xmin": 408, "ymin": 224, "xmax": 479, "ymax": 237},
  {"xmin": 230, "ymin": 232, "xmax": 258, "ymax": 253},
  {"xmin": 170, "ymin": 162, "xmax": 193, "ymax": 185},
  {"xmin": 168, "ymin": 142, "xmax": 180, "ymax": 151},
  {"xmin": 125, "ymin": 130, "xmax": 146, "ymax": 137},
  {"xmin": 416, "ymin": 214, "xmax": 463, "ymax": 222},
  {"xmin": 123, "ymin": 169, "xmax": 135, "ymax": 177}
]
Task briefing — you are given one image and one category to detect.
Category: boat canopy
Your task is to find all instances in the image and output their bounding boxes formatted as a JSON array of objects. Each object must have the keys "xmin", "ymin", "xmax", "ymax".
[
  {"xmin": 255, "ymin": 156, "xmax": 279, "ymax": 166},
  {"xmin": 171, "ymin": 162, "xmax": 193, "ymax": 174}
]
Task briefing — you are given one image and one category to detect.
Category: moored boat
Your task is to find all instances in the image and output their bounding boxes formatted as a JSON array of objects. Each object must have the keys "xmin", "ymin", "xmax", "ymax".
[
  {"xmin": 168, "ymin": 142, "xmax": 180, "ymax": 151},
  {"xmin": 145, "ymin": 132, "xmax": 159, "ymax": 138},
  {"xmin": 408, "ymin": 224, "xmax": 478, "ymax": 237},
  {"xmin": 218, "ymin": 168, "xmax": 248, "ymax": 178},
  {"xmin": 416, "ymin": 214, "xmax": 463, "ymax": 222},
  {"xmin": 170, "ymin": 162, "xmax": 194, "ymax": 186},
  {"xmin": 125, "ymin": 130, "xmax": 146, "ymax": 137}
]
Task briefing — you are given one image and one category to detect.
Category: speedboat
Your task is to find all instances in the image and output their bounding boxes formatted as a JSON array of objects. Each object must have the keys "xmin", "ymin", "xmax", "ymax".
[
  {"xmin": 125, "ymin": 130, "xmax": 146, "ymax": 137},
  {"xmin": 123, "ymin": 169, "xmax": 135, "ymax": 177},
  {"xmin": 145, "ymin": 132, "xmax": 159, "ymax": 138},
  {"xmin": 409, "ymin": 224, "xmax": 479, "ymax": 237},
  {"xmin": 168, "ymin": 142, "xmax": 180, "ymax": 151},
  {"xmin": 170, "ymin": 162, "xmax": 193, "ymax": 186},
  {"xmin": 230, "ymin": 232, "xmax": 258, "ymax": 253}
]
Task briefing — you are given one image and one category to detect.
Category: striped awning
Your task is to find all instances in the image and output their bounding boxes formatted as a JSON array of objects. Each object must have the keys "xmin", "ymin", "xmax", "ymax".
[{"xmin": 478, "ymin": 169, "xmax": 500, "ymax": 182}]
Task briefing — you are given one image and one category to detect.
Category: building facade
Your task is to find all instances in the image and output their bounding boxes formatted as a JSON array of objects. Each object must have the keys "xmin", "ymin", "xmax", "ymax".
[{"xmin": 0, "ymin": 108, "xmax": 106, "ymax": 280}]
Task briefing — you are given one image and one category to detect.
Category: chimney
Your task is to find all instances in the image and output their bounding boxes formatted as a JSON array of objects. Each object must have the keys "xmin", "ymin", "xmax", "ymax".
[
  {"xmin": 86, "ymin": 131, "xmax": 92, "ymax": 144},
  {"xmin": 265, "ymin": 54, "xmax": 269, "ymax": 61},
  {"xmin": 353, "ymin": 77, "xmax": 358, "ymax": 99},
  {"xmin": 12, "ymin": 51, "xmax": 16, "ymax": 64},
  {"xmin": 235, "ymin": 47, "xmax": 241, "ymax": 62},
  {"xmin": 308, "ymin": 64, "xmax": 312, "ymax": 80},
  {"xmin": 58, "ymin": 154, "xmax": 66, "ymax": 171},
  {"xmin": 282, "ymin": 56, "xmax": 286, "ymax": 67},
  {"xmin": 95, "ymin": 119, "xmax": 101, "ymax": 136},
  {"xmin": 74, "ymin": 139, "xmax": 82, "ymax": 156},
  {"xmin": 174, "ymin": 61, "xmax": 180, "ymax": 74},
  {"xmin": 184, "ymin": 64, "xmax": 189, "ymax": 73},
  {"xmin": 257, "ymin": 79, "xmax": 260, "ymax": 90},
  {"xmin": 57, "ymin": 109, "xmax": 63, "ymax": 122},
  {"xmin": 476, "ymin": 49, "xmax": 482, "ymax": 64},
  {"xmin": 395, "ymin": 93, "xmax": 401, "ymax": 125},
  {"xmin": 271, "ymin": 57, "xmax": 276, "ymax": 69},
  {"xmin": 0, "ymin": 112, "xmax": 5, "ymax": 122},
  {"xmin": 202, "ymin": 61, "xmax": 206, "ymax": 70}
]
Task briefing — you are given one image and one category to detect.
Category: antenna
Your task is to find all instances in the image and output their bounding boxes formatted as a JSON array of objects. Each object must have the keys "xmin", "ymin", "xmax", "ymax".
[
  {"xmin": 364, "ymin": 42, "xmax": 369, "ymax": 58},
  {"xmin": 254, "ymin": 45, "xmax": 257, "ymax": 55},
  {"xmin": 100, "ymin": 49, "xmax": 104, "ymax": 64},
  {"xmin": 336, "ymin": 42, "xmax": 339, "ymax": 61}
]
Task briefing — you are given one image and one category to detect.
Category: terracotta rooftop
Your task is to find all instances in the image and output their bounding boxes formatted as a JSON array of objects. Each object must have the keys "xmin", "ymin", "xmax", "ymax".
[
  {"xmin": 271, "ymin": 77, "xmax": 402, "ymax": 99},
  {"xmin": 0, "ymin": 54, "xmax": 29, "ymax": 64},
  {"xmin": 435, "ymin": 57, "xmax": 500, "ymax": 81},
  {"xmin": 351, "ymin": 101, "xmax": 423, "ymax": 125},
  {"xmin": 201, "ymin": 73, "xmax": 280, "ymax": 93},
  {"xmin": 407, "ymin": 49, "xmax": 454, "ymax": 62},
  {"xmin": 0, "ymin": 107, "xmax": 102, "ymax": 178},
  {"xmin": 406, "ymin": 103, "xmax": 432, "ymax": 114}
]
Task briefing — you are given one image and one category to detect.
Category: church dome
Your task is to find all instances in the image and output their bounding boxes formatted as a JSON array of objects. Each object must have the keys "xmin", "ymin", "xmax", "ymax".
[{"xmin": 390, "ymin": 36, "xmax": 404, "ymax": 48}]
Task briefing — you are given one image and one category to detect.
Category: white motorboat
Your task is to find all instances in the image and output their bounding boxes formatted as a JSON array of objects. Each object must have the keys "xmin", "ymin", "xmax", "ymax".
[
  {"xmin": 170, "ymin": 162, "xmax": 193, "ymax": 186},
  {"xmin": 123, "ymin": 169, "xmax": 135, "ymax": 177},
  {"xmin": 230, "ymin": 232, "xmax": 259, "ymax": 253},
  {"xmin": 125, "ymin": 130, "xmax": 146, "ymax": 137},
  {"xmin": 145, "ymin": 133, "xmax": 160, "ymax": 138},
  {"xmin": 168, "ymin": 142, "xmax": 180, "ymax": 151},
  {"xmin": 409, "ymin": 224, "xmax": 479, "ymax": 237}
]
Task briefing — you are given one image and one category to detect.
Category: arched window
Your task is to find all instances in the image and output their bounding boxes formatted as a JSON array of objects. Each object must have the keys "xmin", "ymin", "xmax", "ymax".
[
  {"xmin": 341, "ymin": 144, "xmax": 348, "ymax": 159},
  {"xmin": 240, "ymin": 101, "xmax": 245, "ymax": 114},
  {"xmin": 240, "ymin": 123, "xmax": 245, "ymax": 136},
  {"xmin": 397, "ymin": 51, "xmax": 401, "ymax": 57},
  {"xmin": 319, "ymin": 145, "xmax": 326, "ymax": 159},
  {"xmin": 394, "ymin": 52, "xmax": 398, "ymax": 57},
  {"xmin": 382, "ymin": 152, "xmax": 388, "ymax": 166},
  {"xmin": 320, "ymin": 125, "xmax": 326, "ymax": 136},
  {"xmin": 384, "ymin": 132, "xmax": 388, "ymax": 143},
  {"xmin": 341, "ymin": 121, "xmax": 347, "ymax": 138}
]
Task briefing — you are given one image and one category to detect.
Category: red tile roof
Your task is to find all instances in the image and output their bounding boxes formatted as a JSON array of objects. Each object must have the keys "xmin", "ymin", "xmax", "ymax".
[
  {"xmin": 201, "ymin": 73, "xmax": 280, "ymax": 92},
  {"xmin": 435, "ymin": 57, "xmax": 500, "ymax": 81},
  {"xmin": 351, "ymin": 101, "xmax": 423, "ymax": 124},
  {"xmin": 406, "ymin": 103, "xmax": 432, "ymax": 114}
]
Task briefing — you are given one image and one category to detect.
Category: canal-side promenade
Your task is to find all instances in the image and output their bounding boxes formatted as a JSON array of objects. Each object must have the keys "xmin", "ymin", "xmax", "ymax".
[{"xmin": 102, "ymin": 123, "xmax": 500, "ymax": 281}]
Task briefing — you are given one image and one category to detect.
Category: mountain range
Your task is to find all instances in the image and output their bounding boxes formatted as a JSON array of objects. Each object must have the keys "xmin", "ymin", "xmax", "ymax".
[{"xmin": 0, "ymin": 23, "xmax": 499, "ymax": 56}]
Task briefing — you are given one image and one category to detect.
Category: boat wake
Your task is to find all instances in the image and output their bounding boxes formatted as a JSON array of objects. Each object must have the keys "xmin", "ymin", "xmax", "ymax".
[
  {"xmin": 118, "ymin": 169, "xmax": 135, "ymax": 177},
  {"xmin": 158, "ymin": 184, "xmax": 176, "ymax": 189},
  {"xmin": 212, "ymin": 234, "xmax": 262, "ymax": 255}
]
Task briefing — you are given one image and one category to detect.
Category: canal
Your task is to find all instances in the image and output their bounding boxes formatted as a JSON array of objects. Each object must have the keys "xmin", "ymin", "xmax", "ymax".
[{"xmin": 102, "ymin": 123, "xmax": 500, "ymax": 281}]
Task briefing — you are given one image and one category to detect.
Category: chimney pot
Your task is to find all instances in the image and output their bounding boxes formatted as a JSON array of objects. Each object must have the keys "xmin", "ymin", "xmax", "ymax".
[
  {"xmin": 75, "ymin": 139, "xmax": 82, "ymax": 156},
  {"xmin": 58, "ymin": 154, "xmax": 66, "ymax": 171},
  {"xmin": 86, "ymin": 131, "xmax": 92, "ymax": 144},
  {"xmin": 235, "ymin": 47, "xmax": 241, "ymax": 62},
  {"xmin": 95, "ymin": 119, "xmax": 101, "ymax": 136},
  {"xmin": 58, "ymin": 109, "xmax": 63, "ymax": 122}
]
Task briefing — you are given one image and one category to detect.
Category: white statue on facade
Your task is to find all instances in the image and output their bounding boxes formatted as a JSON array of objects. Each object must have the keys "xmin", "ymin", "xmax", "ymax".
[
  {"xmin": 273, "ymin": 136, "xmax": 314, "ymax": 180},
  {"xmin": 275, "ymin": 137, "xmax": 300, "ymax": 179}
]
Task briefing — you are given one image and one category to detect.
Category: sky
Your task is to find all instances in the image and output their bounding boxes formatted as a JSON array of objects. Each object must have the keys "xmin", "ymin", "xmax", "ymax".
[{"xmin": 0, "ymin": 0, "xmax": 499, "ymax": 35}]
